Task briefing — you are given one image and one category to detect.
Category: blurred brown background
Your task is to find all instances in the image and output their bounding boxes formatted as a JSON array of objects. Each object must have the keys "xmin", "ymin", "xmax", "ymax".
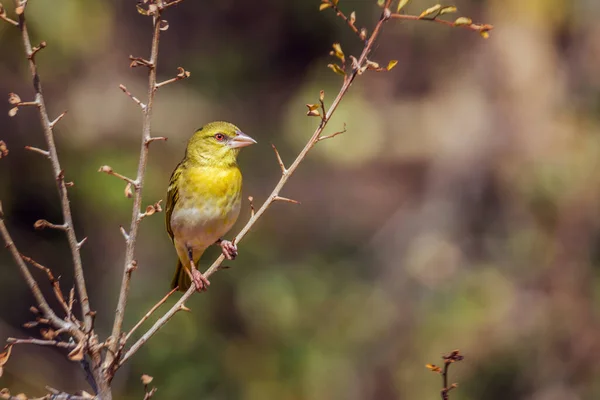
[{"xmin": 1, "ymin": 0, "xmax": 600, "ymax": 399}]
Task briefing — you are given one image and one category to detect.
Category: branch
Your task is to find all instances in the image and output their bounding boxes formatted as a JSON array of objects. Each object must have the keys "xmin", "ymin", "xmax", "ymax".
[
  {"xmin": 19, "ymin": 253, "xmax": 78, "ymax": 325},
  {"xmin": 104, "ymin": 0, "xmax": 180, "ymax": 374},
  {"xmin": 0, "ymin": 205, "xmax": 82, "ymax": 341},
  {"xmin": 6, "ymin": 337, "xmax": 76, "ymax": 349},
  {"xmin": 390, "ymin": 13, "xmax": 493, "ymax": 35},
  {"xmin": 120, "ymin": 1, "xmax": 395, "ymax": 368},
  {"xmin": 13, "ymin": 2, "xmax": 93, "ymax": 333}
]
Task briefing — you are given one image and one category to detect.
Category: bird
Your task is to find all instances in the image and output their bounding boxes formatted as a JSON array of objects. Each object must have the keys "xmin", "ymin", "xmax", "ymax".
[{"xmin": 165, "ymin": 121, "xmax": 256, "ymax": 292}]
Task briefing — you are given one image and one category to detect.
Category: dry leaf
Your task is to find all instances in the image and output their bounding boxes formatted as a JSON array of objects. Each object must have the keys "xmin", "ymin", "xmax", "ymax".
[
  {"xmin": 307, "ymin": 109, "xmax": 320, "ymax": 117},
  {"xmin": 0, "ymin": 345, "xmax": 12, "ymax": 367},
  {"xmin": 425, "ymin": 363, "xmax": 442, "ymax": 373},
  {"xmin": 327, "ymin": 64, "xmax": 346, "ymax": 76},
  {"xmin": 439, "ymin": 6, "xmax": 457, "ymax": 15},
  {"xmin": 332, "ymin": 43, "xmax": 345, "ymax": 63},
  {"xmin": 98, "ymin": 165, "xmax": 113, "ymax": 173},
  {"xmin": 349, "ymin": 11, "xmax": 356, "ymax": 25},
  {"xmin": 396, "ymin": 0, "xmax": 410, "ymax": 13},
  {"xmin": 319, "ymin": 3, "xmax": 331, "ymax": 11},
  {"xmin": 0, "ymin": 388, "xmax": 9, "ymax": 399},
  {"xmin": 68, "ymin": 341, "xmax": 84, "ymax": 361},
  {"xmin": 159, "ymin": 20, "xmax": 169, "ymax": 31},
  {"xmin": 8, "ymin": 107, "xmax": 18, "ymax": 117},
  {"xmin": 387, "ymin": 60, "xmax": 398, "ymax": 70}
]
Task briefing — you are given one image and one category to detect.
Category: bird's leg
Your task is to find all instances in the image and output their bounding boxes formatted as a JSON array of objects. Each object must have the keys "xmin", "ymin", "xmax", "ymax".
[
  {"xmin": 185, "ymin": 246, "xmax": 210, "ymax": 292},
  {"xmin": 216, "ymin": 238, "xmax": 238, "ymax": 260}
]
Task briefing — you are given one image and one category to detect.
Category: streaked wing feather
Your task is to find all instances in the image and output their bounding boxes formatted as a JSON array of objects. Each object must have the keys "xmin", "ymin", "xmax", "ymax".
[{"xmin": 166, "ymin": 161, "xmax": 184, "ymax": 242}]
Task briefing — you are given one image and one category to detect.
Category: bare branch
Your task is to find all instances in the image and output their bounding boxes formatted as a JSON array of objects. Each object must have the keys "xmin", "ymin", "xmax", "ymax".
[
  {"xmin": 121, "ymin": 2, "xmax": 397, "ymax": 367},
  {"xmin": 390, "ymin": 13, "xmax": 493, "ymax": 35},
  {"xmin": 12, "ymin": 5, "xmax": 93, "ymax": 333},
  {"xmin": 0, "ymin": 205, "xmax": 82, "ymax": 340},
  {"xmin": 105, "ymin": 2, "xmax": 175, "ymax": 374},
  {"xmin": 7, "ymin": 337, "xmax": 75, "ymax": 349}
]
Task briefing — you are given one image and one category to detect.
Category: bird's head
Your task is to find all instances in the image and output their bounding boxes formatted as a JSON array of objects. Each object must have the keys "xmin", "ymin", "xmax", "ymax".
[{"xmin": 185, "ymin": 121, "xmax": 256, "ymax": 166}]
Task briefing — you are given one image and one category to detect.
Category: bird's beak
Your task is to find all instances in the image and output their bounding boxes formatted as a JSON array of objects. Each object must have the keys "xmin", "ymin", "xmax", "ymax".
[{"xmin": 229, "ymin": 131, "xmax": 257, "ymax": 149}]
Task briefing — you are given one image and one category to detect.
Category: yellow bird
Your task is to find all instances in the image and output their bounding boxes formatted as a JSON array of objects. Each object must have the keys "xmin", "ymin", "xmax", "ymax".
[{"xmin": 166, "ymin": 121, "xmax": 256, "ymax": 292}]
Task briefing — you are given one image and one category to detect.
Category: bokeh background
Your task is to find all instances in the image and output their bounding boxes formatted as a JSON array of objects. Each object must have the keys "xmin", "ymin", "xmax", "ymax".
[{"xmin": 1, "ymin": 0, "xmax": 600, "ymax": 399}]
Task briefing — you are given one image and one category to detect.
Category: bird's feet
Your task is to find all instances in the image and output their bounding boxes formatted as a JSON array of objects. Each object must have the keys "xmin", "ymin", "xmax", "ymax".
[
  {"xmin": 191, "ymin": 268, "xmax": 210, "ymax": 292},
  {"xmin": 218, "ymin": 239, "xmax": 238, "ymax": 260}
]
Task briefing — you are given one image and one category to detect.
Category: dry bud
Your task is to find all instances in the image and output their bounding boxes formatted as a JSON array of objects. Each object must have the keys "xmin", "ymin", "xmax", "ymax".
[
  {"xmin": 33, "ymin": 219, "xmax": 49, "ymax": 230},
  {"xmin": 141, "ymin": 374, "xmax": 154, "ymax": 385},
  {"xmin": 8, "ymin": 93, "xmax": 21, "ymax": 105},
  {"xmin": 98, "ymin": 165, "xmax": 113, "ymax": 174},
  {"xmin": 0, "ymin": 141, "xmax": 8, "ymax": 159}
]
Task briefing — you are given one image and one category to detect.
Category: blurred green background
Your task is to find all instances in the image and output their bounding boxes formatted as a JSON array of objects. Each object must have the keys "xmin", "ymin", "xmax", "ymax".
[{"xmin": 2, "ymin": 0, "xmax": 600, "ymax": 399}]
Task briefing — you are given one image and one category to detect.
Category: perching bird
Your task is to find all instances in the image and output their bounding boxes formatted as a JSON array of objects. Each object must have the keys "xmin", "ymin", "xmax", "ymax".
[{"xmin": 166, "ymin": 121, "xmax": 256, "ymax": 292}]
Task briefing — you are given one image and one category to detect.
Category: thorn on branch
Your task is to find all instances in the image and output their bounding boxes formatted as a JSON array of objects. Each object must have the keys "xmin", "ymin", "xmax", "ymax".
[
  {"xmin": 77, "ymin": 237, "xmax": 88, "ymax": 249},
  {"xmin": 119, "ymin": 84, "xmax": 146, "ymax": 110},
  {"xmin": 29, "ymin": 41, "xmax": 47, "ymax": 59},
  {"xmin": 24, "ymin": 145, "xmax": 49, "ymax": 157},
  {"xmin": 318, "ymin": 123, "xmax": 347, "ymax": 142},
  {"xmin": 98, "ymin": 165, "xmax": 137, "ymax": 185},
  {"xmin": 120, "ymin": 226, "xmax": 129, "ymax": 241},
  {"xmin": 33, "ymin": 219, "xmax": 67, "ymax": 231},
  {"xmin": 273, "ymin": 195, "xmax": 301, "ymax": 205},
  {"xmin": 155, "ymin": 67, "xmax": 190, "ymax": 89},
  {"xmin": 271, "ymin": 144, "xmax": 287, "ymax": 174},
  {"xmin": 49, "ymin": 110, "xmax": 68, "ymax": 128}
]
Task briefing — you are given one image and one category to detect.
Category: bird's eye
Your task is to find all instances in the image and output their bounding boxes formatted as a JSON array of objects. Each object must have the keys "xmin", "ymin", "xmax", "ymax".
[{"xmin": 214, "ymin": 133, "xmax": 225, "ymax": 142}]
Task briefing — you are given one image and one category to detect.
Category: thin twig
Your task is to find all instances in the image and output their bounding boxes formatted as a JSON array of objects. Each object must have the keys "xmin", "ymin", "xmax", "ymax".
[
  {"xmin": 13, "ymin": 3, "xmax": 93, "ymax": 332},
  {"xmin": 120, "ymin": 1, "xmax": 395, "ymax": 368},
  {"xmin": 19, "ymin": 253, "xmax": 73, "ymax": 320},
  {"xmin": 390, "ymin": 13, "xmax": 493, "ymax": 34},
  {"xmin": 6, "ymin": 337, "xmax": 76, "ymax": 349},
  {"xmin": 271, "ymin": 144, "xmax": 287, "ymax": 173}
]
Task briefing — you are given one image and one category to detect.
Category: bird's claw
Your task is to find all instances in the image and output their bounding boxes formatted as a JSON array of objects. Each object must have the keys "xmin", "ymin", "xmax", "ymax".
[
  {"xmin": 191, "ymin": 268, "xmax": 210, "ymax": 292},
  {"xmin": 219, "ymin": 240, "xmax": 238, "ymax": 260}
]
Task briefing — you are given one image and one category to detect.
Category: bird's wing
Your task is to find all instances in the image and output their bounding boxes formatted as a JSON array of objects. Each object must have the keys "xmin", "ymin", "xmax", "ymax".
[{"xmin": 165, "ymin": 161, "xmax": 184, "ymax": 242}]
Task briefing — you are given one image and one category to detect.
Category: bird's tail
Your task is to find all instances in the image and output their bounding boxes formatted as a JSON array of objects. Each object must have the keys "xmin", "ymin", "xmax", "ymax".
[{"xmin": 171, "ymin": 259, "xmax": 191, "ymax": 292}]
